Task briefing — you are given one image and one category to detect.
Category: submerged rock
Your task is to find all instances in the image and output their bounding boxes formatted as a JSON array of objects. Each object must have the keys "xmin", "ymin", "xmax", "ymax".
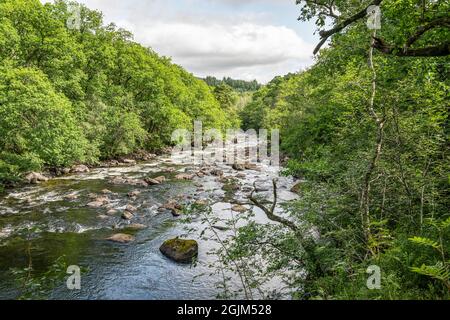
[
  {"xmin": 25, "ymin": 172, "xmax": 48, "ymax": 184},
  {"xmin": 107, "ymin": 233, "xmax": 135, "ymax": 243},
  {"xmin": 159, "ymin": 238, "xmax": 198, "ymax": 263}
]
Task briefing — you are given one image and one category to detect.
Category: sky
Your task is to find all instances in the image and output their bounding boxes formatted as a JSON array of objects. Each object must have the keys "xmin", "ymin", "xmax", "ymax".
[{"xmin": 43, "ymin": 0, "xmax": 320, "ymax": 83}]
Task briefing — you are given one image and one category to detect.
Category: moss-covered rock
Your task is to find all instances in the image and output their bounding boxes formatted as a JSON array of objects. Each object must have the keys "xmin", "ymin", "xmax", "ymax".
[{"xmin": 159, "ymin": 238, "xmax": 198, "ymax": 263}]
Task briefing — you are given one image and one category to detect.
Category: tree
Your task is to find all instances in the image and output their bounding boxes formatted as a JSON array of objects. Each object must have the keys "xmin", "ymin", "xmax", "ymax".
[{"xmin": 296, "ymin": 0, "xmax": 450, "ymax": 56}]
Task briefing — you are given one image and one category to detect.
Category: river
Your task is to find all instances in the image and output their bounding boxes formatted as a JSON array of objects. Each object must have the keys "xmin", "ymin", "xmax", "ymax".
[{"xmin": 0, "ymin": 147, "xmax": 298, "ymax": 300}]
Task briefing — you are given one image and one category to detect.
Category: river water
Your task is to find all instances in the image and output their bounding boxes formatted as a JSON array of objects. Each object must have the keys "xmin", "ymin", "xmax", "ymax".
[{"xmin": 0, "ymin": 148, "xmax": 298, "ymax": 300}]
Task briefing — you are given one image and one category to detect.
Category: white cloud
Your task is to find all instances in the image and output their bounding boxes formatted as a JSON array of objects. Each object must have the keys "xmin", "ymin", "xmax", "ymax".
[{"xmin": 134, "ymin": 22, "xmax": 313, "ymax": 82}]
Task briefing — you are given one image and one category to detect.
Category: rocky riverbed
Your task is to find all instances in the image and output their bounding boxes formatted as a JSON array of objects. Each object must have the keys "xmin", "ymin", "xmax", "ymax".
[{"xmin": 0, "ymin": 150, "xmax": 300, "ymax": 299}]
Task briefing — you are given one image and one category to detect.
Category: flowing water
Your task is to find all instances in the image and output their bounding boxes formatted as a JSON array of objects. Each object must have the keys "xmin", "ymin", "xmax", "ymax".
[{"xmin": 0, "ymin": 149, "xmax": 298, "ymax": 300}]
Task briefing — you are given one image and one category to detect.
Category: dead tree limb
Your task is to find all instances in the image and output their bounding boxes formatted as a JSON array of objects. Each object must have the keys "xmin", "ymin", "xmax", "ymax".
[{"xmin": 249, "ymin": 179, "xmax": 298, "ymax": 232}]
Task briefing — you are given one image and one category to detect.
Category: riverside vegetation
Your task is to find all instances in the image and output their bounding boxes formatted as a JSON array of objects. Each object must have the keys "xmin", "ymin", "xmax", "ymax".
[{"xmin": 0, "ymin": 0, "xmax": 449, "ymax": 300}]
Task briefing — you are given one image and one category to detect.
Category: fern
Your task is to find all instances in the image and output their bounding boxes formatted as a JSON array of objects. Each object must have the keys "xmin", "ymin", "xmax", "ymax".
[
  {"xmin": 411, "ymin": 263, "xmax": 449, "ymax": 282},
  {"xmin": 408, "ymin": 236, "xmax": 439, "ymax": 250}
]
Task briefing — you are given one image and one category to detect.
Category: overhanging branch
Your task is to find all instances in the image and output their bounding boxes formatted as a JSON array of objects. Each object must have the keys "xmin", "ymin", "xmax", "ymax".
[{"xmin": 312, "ymin": 0, "xmax": 383, "ymax": 54}]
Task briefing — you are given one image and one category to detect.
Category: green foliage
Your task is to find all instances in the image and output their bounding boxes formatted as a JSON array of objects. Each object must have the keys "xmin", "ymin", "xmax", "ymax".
[
  {"xmin": 0, "ymin": 0, "xmax": 234, "ymax": 186},
  {"xmin": 203, "ymin": 76, "xmax": 261, "ymax": 92},
  {"xmin": 0, "ymin": 67, "xmax": 88, "ymax": 182},
  {"xmin": 409, "ymin": 218, "xmax": 450, "ymax": 290},
  {"xmin": 10, "ymin": 254, "xmax": 68, "ymax": 300},
  {"xmin": 234, "ymin": 0, "xmax": 450, "ymax": 300}
]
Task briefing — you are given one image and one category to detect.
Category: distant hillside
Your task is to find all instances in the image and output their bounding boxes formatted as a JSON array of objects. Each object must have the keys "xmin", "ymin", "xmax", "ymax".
[{"xmin": 202, "ymin": 76, "xmax": 261, "ymax": 92}]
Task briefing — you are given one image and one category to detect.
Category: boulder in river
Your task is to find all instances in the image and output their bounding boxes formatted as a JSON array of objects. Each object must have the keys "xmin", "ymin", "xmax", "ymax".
[
  {"xmin": 107, "ymin": 233, "xmax": 135, "ymax": 243},
  {"xmin": 194, "ymin": 199, "xmax": 208, "ymax": 206},
  {"xmin": 64, "ymin": 193, "xmax": 79, "ymax": 200},
  {"xmin": 231, "ymin": 204, "xmax": 247, "ymax": 213},
  {"xmin": 126, "ymin": 204, "xmax": 137, "ymax": 212},
  {"xmin": 232, "ymin": 164, "xmax": 245, "ymax": 171},
  {"xmin": 244, "ymin": 163, "xmax": 258, "ymax": 171},
  {"xmin": 160, "ymin": 200, "xmax": 183, "ymax": 216},
  {"xmin": 145, "ymin": 178, "xmax": 161, "ymax": 185},
  {"xmin": 110, "ymin": 176, "xmax": 148, "ymax": 187},
  {"xmin": 128, "ymin": 190, "xmax": 141, "ymax": 198},
  {"xmin": 121, "ymin": 211, "xmax": 134, "ymax": 220},
  {"xmin": 210, "ymin": 169, "xmax": 224, "ymax": 177},
  {"xmin": 25, "ymin": 172, "xmax": 48, "ymax": 184},
  {"xmin": 154, "ymin": 176, "xmax": 166, "ymax": 183},
  {"xmin": 71, "ymin": 165, "xmax": 90, "ymax": 173},
  {"xmin": 175, "ymin": 173, "xmax": 194, "ymax": 180},
  {"xmin": 61, "ymin": 168, "xmax": 71, "ymax": 175},
  {"xmin": 87, "ymin": 197, "xmax": 108, "ymax": 208},
  {"xmin": 159, "ymin": 238, "xmax": 198, "ymax": 263},
  {"xmin": 122, "ymin": 159, "xmax": 136, "ymax": 165},
  {"xmin": 107, "ymin": 209, "xmax": 118, "ymax": 215}
]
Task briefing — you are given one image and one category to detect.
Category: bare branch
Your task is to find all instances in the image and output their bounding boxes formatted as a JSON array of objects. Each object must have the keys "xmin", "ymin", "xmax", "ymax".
[{"xmin": 249, "ymin": 179, "xmax": 298, "ymax": 232}]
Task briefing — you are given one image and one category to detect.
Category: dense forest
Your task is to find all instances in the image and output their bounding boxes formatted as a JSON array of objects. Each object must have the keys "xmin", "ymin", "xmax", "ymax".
[
  {"xmin": 0, "ymin": 0, "xmax": 239, "ymax": 191},
  {"xmin": 203, "ymin": 76, "xmax": 261, "ymax": 92},
  {"xmin": 236, "ymin": 0, "xmax": 450, "ymax": 299},
  {"xmin": 0, "ymin": 0, "xmax": 448, "ymax": 300}
]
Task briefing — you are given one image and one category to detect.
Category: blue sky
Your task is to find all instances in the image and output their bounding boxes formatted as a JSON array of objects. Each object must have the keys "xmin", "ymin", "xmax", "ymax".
[{"xmin": 43, "ymin": 0, "xmax": 320, "ymax": 83}]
